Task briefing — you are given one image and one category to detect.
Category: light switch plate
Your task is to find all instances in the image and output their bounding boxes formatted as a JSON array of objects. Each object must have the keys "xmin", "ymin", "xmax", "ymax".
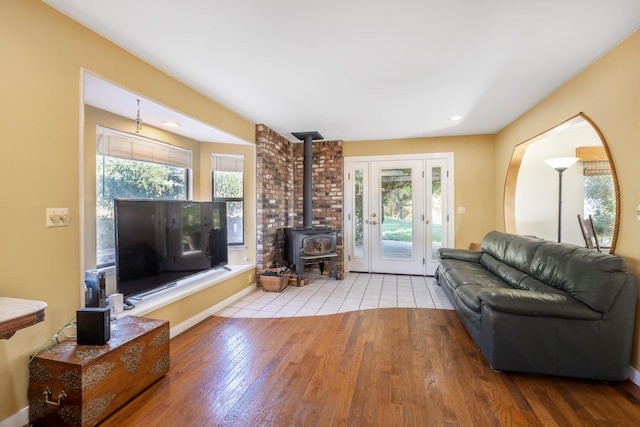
[{"xmin": 46, "ymin": 208, "xmax": 70, "ymax": 227}]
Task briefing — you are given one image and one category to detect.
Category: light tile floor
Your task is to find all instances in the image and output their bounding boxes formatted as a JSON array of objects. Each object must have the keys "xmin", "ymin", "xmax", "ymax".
[{"xmin": 215, "ymin": 272, "xmax": 454, "ymax": 318}]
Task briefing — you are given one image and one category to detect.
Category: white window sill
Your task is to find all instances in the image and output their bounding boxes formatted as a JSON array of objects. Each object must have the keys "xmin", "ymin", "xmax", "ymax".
[{"xmin": 116, "ymin": 264, "xmax": 255, "ymax": 318}]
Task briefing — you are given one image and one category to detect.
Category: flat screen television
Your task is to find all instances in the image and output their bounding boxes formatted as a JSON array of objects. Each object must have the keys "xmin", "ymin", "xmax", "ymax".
[{"xmin": 114, "ymin": 199, "xmax": 228, "ymax": 301}]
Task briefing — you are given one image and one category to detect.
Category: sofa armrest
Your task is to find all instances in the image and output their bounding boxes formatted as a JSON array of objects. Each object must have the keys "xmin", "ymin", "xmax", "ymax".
[
  {"xmin": 477, "ymin": 288, "xmax": 601, "ymax": 320},
  {"xmin": 438, "ymin": 248, "xmax": 482, "ymax": 263}
]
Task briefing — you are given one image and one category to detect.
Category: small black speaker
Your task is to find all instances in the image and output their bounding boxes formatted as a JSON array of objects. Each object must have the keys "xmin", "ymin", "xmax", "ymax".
[{"xmin": 76, "ymin": 307, "xmax": 110, "ymax": 345}]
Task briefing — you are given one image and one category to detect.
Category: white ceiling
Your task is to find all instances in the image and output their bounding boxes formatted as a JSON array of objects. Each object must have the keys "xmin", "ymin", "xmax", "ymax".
[
  {"xmin": 45, "ymin": 0, "xmax": 640, "ymax": 143},
  {"xmin": 83, "ymin": 73, "xmax": 251, "ymax": 144}
]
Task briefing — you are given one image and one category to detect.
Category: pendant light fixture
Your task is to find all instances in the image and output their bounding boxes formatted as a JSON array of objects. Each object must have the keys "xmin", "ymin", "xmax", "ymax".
[{"xmin": 134, "ymin": 99, "xmax": 142, "ymax": 133}]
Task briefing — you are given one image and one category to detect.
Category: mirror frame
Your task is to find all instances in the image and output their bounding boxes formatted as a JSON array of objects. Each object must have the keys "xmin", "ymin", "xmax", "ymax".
[{"xmin": 503, "ymin": 112, "xmax": 620, "ymax": 253}]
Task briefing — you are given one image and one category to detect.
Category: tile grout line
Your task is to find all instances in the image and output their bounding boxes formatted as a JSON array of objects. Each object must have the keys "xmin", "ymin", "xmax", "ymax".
[{"xmin": 217, "ymin": 273, "xmax": 452, "ymax": 318}]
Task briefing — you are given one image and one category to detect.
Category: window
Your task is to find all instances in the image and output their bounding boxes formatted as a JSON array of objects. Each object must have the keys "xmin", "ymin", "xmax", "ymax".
[
  {"xmin": 212, "ymin": 154, "xmax": 244, "ymax": 245},
  {"xmin": 96, "ymin": 126, "xmax": 192, "ymax": 267},
  {"xmin": 583, "ymin": 160, "xmax": 614, "ymax": 247}
]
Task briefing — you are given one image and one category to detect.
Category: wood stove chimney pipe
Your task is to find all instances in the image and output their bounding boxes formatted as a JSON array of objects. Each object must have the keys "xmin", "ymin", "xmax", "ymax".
[{"xmin": 291, "ymin": 131, "xmax": 324, "ymax": 229}]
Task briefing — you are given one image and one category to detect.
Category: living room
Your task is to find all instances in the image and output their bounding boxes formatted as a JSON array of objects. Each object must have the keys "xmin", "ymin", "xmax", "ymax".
[{"xmin": 2, "ymin": 1, "xmax": 640, "ymax": 425}]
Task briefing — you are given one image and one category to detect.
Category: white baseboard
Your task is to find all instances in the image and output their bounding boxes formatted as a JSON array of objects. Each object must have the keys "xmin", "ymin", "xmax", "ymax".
[
  {"xmin": 167, "ymin": 283, "xmax": 256, "ymax": 338},
  {"xmin": 0, "ymin": 406, "xmax": 28, "ymax": 427}
]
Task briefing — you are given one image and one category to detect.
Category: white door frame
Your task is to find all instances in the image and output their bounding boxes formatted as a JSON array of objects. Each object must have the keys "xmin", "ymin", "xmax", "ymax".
[
  {"xmin": 344, "ymin": 153, "xmax": 454, "ymax": 276},
  {"xmin": 369, "ymin": 159, "xmax": 424, "ymax": 275}
]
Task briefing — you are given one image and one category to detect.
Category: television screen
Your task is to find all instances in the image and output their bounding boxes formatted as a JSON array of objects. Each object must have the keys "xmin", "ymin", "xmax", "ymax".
[{"xmin": 114, "ymin": 199, "xmax": 228, "ymax": 301}]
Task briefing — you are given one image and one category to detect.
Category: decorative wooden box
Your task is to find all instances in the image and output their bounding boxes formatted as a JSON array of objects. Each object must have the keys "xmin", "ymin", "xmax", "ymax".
[{"xmin": 29, "ymin": 315, "xmax": 170, "ymax": 427}]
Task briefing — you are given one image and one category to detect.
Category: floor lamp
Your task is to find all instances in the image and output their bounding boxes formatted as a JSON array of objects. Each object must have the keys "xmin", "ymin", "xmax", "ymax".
[{"xmin": 544, "ymin": 157, "xmax": 579, "ymax": 243}]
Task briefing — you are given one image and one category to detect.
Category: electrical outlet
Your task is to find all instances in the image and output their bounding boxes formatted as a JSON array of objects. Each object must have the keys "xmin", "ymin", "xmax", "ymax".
[{"xmin": 46, "ymin": 208, "xmax": 70, "ymax": 227}]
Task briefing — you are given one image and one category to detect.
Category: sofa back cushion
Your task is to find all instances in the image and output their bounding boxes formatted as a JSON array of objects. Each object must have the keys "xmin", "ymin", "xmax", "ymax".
[
  {"xmin": 480, "ymin": 232, "xmax": 546, "ymax": 290},
  {"xmin": 480, "ymin": 252, "xmax": 566, "ymax": 295},
  {"xmin": 480, "ymin": 231, "xmax": 515, "ymax": 262},
  {"xmin": 503, "ymin": 235, "xmax": 545, "ymax": 271},
  {"xmin": 480, "ymin": 231, "xmax": 628, "ymax": 312},
  {"xmin": 528, "ymin": 242, "xmax": 627, "ymax": 312},
  {"xmin": 480, "ymin": 253, "xmax": 528, "ymax": 288}
]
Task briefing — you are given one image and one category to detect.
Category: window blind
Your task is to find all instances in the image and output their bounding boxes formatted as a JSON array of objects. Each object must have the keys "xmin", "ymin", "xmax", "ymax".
[
  {"xmin": 583, "ymin": 160, "xmax": 611, "ymax": 176},
  {"xmin": 96, "ymin": 126, "xmax": 192, "ymax": 169},
  {"xmin": 211, "ymin": 154, "xmax": 244, "ymax": 172}
]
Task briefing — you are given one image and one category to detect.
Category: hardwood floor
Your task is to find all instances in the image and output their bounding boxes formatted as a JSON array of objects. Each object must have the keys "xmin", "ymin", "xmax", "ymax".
[{"xmin": 101, "ymin": 309, "xmax": 640, "ymax": 426}]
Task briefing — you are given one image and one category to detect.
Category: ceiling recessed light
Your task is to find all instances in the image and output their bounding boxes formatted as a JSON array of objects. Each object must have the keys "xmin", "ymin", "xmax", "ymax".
[
  {"xmin": 162, "ymin": 121, "xmax": 180, "ymax": 127},
  {"xmin": 448, "ymin": 115, "xmax": 463, "ymax": 121}
]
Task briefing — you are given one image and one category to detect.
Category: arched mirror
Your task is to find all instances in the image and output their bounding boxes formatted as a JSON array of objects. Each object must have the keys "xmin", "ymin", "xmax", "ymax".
[{"xmin": 504, "ymin": 114, "xmax": 619, "ymax": 253}]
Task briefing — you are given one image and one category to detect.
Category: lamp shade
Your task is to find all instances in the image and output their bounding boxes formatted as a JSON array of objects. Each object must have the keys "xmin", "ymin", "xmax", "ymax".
[{"xmin": 544, "ymin": 157, "xmax": 579, "ymax": 172}]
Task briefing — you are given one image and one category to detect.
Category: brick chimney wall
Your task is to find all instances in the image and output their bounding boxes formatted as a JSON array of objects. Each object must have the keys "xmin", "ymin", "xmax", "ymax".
[
  {"xmin": 293, "ymin": 140, "xmax": 344, "ymax": 274},
  {"xmin": 256, "ymin": 124, "xmax": 294, "ymax": 270},
  {"xmin": 256, "ymin": 125, "xmax": 344, "ymax": 276}
]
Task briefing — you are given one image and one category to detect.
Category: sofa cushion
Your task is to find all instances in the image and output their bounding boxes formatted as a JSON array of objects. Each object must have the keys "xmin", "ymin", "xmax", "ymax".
[
  {"xmin": 519, "ymin": 276, "xmax": 566, "ymax": 294},
  {"xmin": 480, "ymin": 230, "xmax": 515, "ymax": 262},
  {"xmin": 480, "ymin": 253, "xmax": 530, "ymax": 288},
  {"xmin": 479, "ymin": 252, "xmax": 565, "ymax": 294},
  {"xmin": 528, "ymin": 243, "xmax": 627, "ymax": 312},
  {"xmin": 455, "ymin": 285, "xmax": 483, "ymax": 312},
  {"xmin": 439, "ymin": 258, "xmax": 508, "ymax": 290},
  {"xmin": 476, "ymin": 288, "xmax": 602, "ymax": 320},
  {"xmin": 503, "ymin": 235, "xmax": 545, "ymax": 272},
  {"xmin": 438, "ymin": 247, "xmax": 482, "ymax": 263}
]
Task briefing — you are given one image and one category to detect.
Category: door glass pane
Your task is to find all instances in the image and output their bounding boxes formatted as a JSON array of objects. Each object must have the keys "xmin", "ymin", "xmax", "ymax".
[
  {"xmin": 431, "ymin": 167, "xmax": 442, "ymax": 260},
  {"xmin": 354, "ymin": 169, "xmax": 364, "ymax": 258},
  {"xmin": 380, "ymin": 168, "xmax": 413, "ymax": 259}
]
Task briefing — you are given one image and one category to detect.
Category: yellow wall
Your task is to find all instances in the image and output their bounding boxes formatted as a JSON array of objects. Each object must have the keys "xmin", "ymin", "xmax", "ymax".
[
  {"xmin": 2, "ymin": 0, "xmax": 640, "ymax": 421},
  {"xmin": 343, "ymin": 135, "xmax": 496, "ymax": 248},
  {"xmin": 0, "ymin": 0, "xmax": 255, "ymax": 419},
  {"xmin": 495, "ymin": 30, "xmax": 640, "ymax": 369}
]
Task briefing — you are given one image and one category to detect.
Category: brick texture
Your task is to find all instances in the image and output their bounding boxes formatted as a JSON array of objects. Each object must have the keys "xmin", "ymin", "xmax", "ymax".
[
  {"xmin": 256, "ymin": 125, "xmax": 344, "ymax": 275},
  {"xmin": 293, "ymin": 140, "xmax": 344, "ymax": 274},
  {"xmin": 256, "ymin": 124, "xmax": 294, "ymax": 270}
]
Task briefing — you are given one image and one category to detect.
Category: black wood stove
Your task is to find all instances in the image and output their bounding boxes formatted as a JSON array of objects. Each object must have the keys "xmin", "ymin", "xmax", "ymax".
[
  {"xmin": 284, "ymin": 131, "xmax": 338, "ymax": 278},
  {"xmin": 284, "ymin": 227, "xmax": 337, "ymax": 278}
]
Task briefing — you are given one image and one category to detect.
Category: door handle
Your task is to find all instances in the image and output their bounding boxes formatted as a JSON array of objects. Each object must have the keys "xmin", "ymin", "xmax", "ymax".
[
  {"xmin": 371, "ymin": 213, "xmax": 377, "ymax": 218},
  {"xmin": 371, "ymin": 220, "xmax": 378, "ymax": 225}
]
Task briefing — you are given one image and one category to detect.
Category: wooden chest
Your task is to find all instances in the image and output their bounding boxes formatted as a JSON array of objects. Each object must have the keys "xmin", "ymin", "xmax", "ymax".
[{"xmin": 29, "ymin": 315, "xmax": 170, "ymax": 426}]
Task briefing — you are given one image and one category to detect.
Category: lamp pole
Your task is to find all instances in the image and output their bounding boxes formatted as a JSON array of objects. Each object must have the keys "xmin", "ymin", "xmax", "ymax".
[
  {"xmin": 555, "ymin": 168, "xmax": 566, "ymax": 243},
  {"xmin": 545, "ymin": 157, "xmax": 579, "ymax": 243}
]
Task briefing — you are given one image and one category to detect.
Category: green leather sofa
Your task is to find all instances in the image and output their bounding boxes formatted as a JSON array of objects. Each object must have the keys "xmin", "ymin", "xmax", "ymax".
[{"xmin": 437, "ymin": 230, "xmax": 637, "ymax": 381}]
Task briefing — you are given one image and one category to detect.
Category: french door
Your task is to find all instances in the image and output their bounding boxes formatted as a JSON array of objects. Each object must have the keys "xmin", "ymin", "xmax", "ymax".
[{"xmin": 346, "ymin": 154, "xmax": 452, "ymax": 276}]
